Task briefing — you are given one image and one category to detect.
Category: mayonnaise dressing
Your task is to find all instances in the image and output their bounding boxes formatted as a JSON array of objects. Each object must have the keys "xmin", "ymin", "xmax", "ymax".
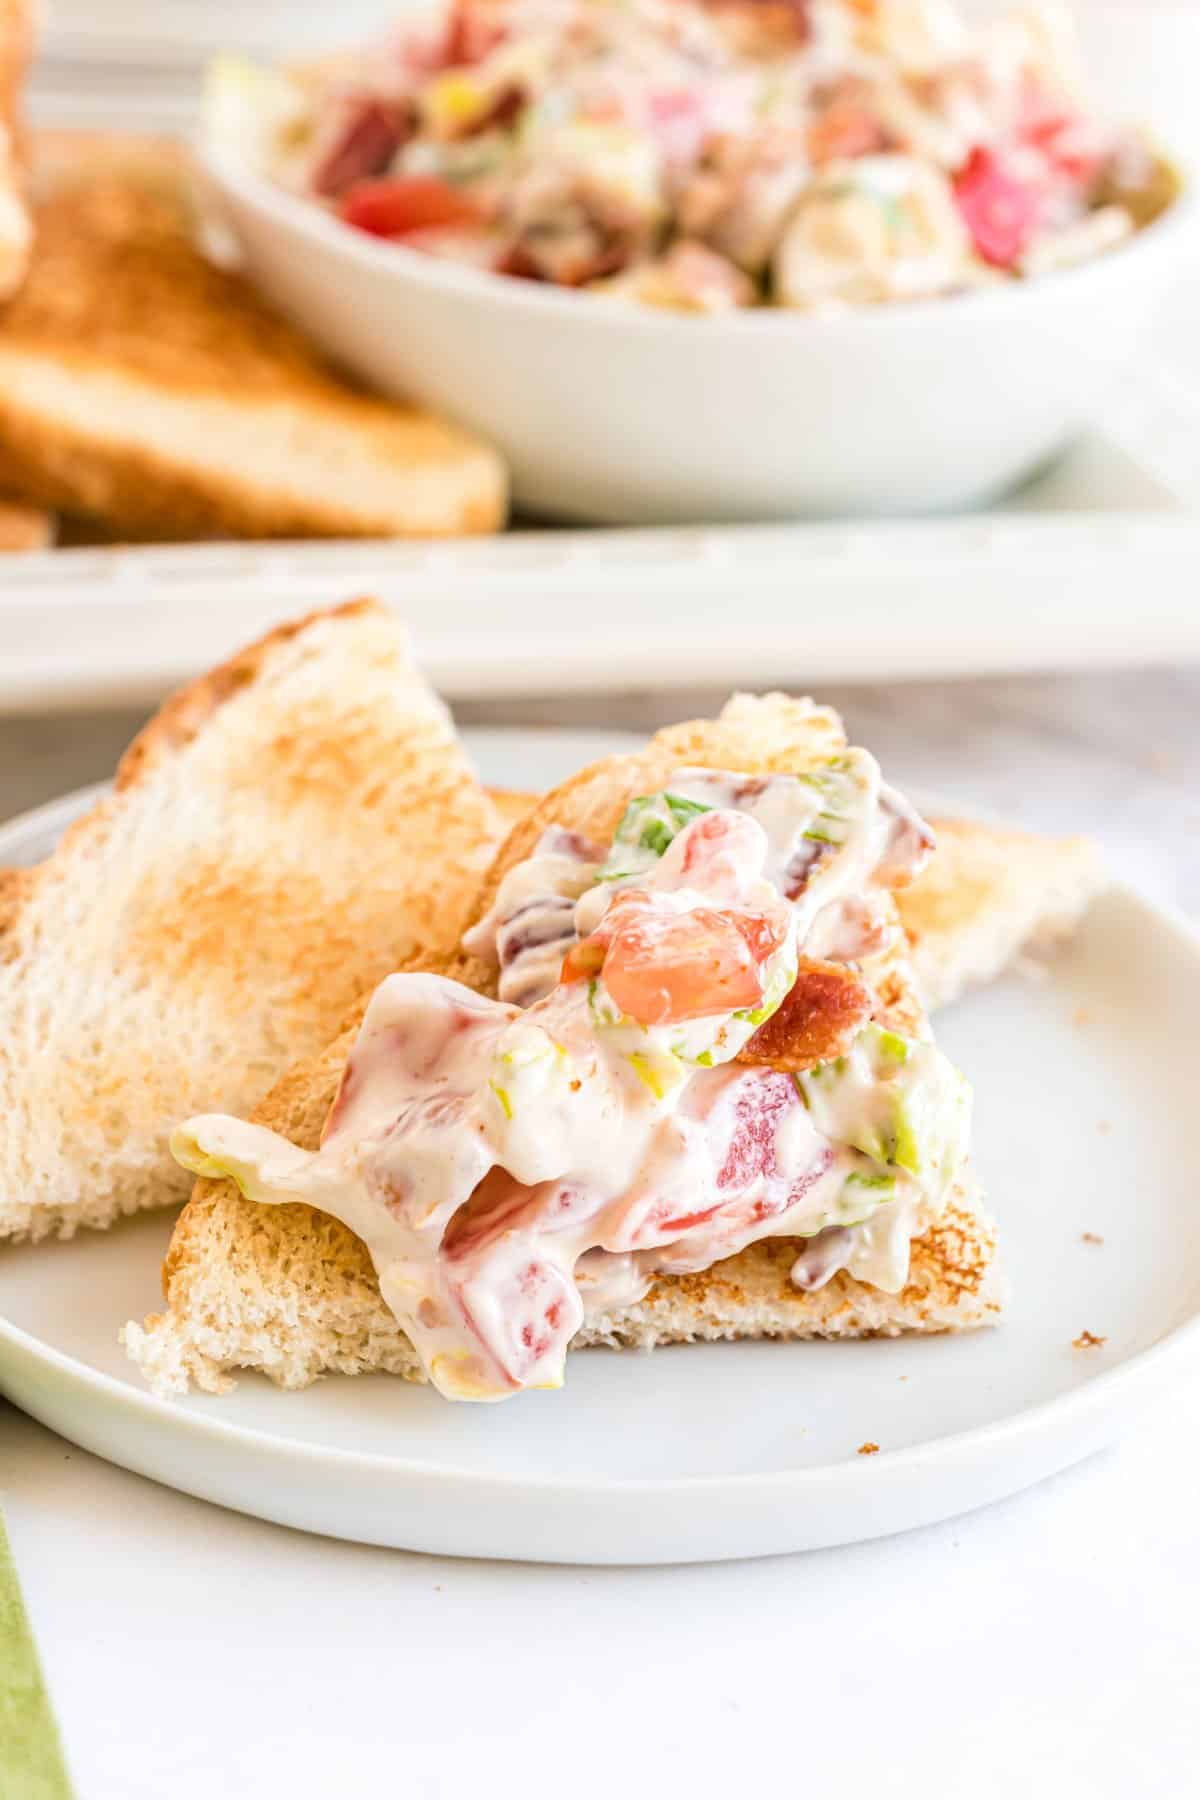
[
  {"xmin": 175, "ymin": 759, "xmax": 961, "ymax": 1403},
  {"xmin": 462, "ymin": 824, "xmax": 602, "ymax": 1006}
]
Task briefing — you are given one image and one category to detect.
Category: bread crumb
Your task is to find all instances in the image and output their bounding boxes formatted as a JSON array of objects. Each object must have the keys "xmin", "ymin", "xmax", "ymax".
[
  {"xmin": 857, "ymin": 1441, "xmax": 880, "ymax": 1456},
  {"xmin": 1081, "ymin": 1232, "xmax": 1104, "ymax": 1246},
  {"xmin": 1072, "ymin": 1006, "xmax": 1091, "ymax": 1027},
  {"xmin": 1073, "ymin": 1329, "xmax": 1106, "ymax": 1350},
  {"xmin": 1098, "ymin": 1120, "xmax": 1111, "ymax": 1135},
  {"xmin": 898, "ymin": 1374, "xmax": 909, "ymax": 1382}
]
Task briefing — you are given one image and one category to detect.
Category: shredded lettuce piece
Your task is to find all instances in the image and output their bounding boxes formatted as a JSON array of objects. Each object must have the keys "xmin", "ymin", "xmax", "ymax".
[
  {"xmin": 796, "ymin": 1023, "xmax": 970, "ymax": 1198},
  {"xmin": 797, "ymin": 757, "xmax": 864, "ymax": 850},
  {"xmin": 627, "ymin": 1049, "xmax": 688, "ymax": 1100},
  {"xmin": 834, "ymin": 1168, "xmax": 899, "ymax": 1225},
  {"xmin": 733, "ymin": 957, "xmax": 796, "ymax": 1029},
  {"xmin": 598, "ymin": 790, "xmax": 713, "ymax": 882}
]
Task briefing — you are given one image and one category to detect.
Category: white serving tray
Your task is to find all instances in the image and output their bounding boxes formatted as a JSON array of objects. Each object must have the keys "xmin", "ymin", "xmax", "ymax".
[{"xmin": 1, "ymin": 355, "xmax": 1199, "ymax": 712}]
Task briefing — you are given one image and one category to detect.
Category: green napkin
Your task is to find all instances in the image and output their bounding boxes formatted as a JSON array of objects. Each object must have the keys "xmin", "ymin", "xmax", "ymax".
[{"xmin": 0, "ymin": 1508, "xmax": 74, "ymax": 1800}]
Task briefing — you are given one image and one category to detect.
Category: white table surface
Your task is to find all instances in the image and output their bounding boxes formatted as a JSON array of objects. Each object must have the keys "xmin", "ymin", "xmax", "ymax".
[
  {"xmin": 3, "ymin": 679, "xmax": 1200, "ymax": 1798},
  {"xmin": 4, "ymin": 1390, "xmax": 1199, "ymax": 1800}
]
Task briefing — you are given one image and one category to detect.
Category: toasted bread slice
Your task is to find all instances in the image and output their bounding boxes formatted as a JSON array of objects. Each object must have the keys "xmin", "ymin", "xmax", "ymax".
[
  {"xmin": 0, "ymin": 599, "xmax": 505, "ymax": 1244},
  {"xmin": 0, "ymin": 0, "xmax": 32, "ymax": 299},
  {"xmin": 0, "ymin": 164, "xmax": 506, "ymax": 539},
  {"xmin": 0, "ymin": 491, "xmax": 49, "ymax": 546},
  {"xmin": 31, "ymin": 130, "xmax": 189, "ymax": 198},
  {"xmin": 125, "ymin": 693, "xmax": 1001, "ymax": 1397},
  {"xmin": 899, "ymin": 818, "xmax": 1103, "ymax": 1012},
  {"xmin": 0, "ymin": 2, "xmax": 31, "ymax": 163},
  {"xmin": 484, "ymin": 787, "xmax": 538, "ymax": 831}
]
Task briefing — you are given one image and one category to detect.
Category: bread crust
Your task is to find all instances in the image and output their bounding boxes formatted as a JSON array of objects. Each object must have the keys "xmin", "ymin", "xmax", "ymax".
[{"xmin": 114, "ymin": 595, "xmax": 377, "ymax": 788}]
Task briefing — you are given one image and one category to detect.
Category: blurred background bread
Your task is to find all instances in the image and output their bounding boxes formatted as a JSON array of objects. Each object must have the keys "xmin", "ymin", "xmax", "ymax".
[
  {"xmin": 0, "ymin": 139, "xmax": 506, "ymax": 542},
  {"xmin": 0, "ymin": 599, "xmax": 507, "ymax": 1244},
  {"xmin": 0, "ymin": 0, "xmax": 32, "ymax": 300}
]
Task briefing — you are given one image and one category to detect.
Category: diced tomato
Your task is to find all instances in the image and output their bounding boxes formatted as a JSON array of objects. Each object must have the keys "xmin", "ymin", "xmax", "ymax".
[
  {"xmin": 1016, "ymin": 77, "xmax": 1105, "ymax": 190},
  {"xmin": 597, "ymin": 894, "xmax": 772, "ymax": 1026},
  {"xmin": 338, "ymin": 176, "xmax": 482, "ymax": 240},
  {"xmin": 504, "ymin": 1256, "xmax": 576, "ymax": 1371},
  {"xmin": 310, "ymin": 99, "xmax": 411, "ymax": 198},
  {"xmin": 953, "ymin": 147, "xmax": 1039, "ymax": 268},
  {"xmin": 446, "ymin": 1173, "xmax": 598, "ymax": 1264},
  {"xmin": 451, "ymin": 1245, "xmax": 581, "ymax": 1387},
  {"xmin": 626, "ymin": 1067, "xmax": 834, "ymax": 1250},
  {"xmin": 563, "ymin": 885, "xmax": 785, "ymax": 1026},
  {"xmin": 1025, "ymin": 118, "xmax": 1105, "ymax": 190},
  {"xmin": 644, "ymin": 1202, "xmax": 726, "ymax": 1234},
  {"xmin": 730, "ymin": 910, "xmax": 786, "ymax": 963},
  {"xmin": 444, "ymin": 1167, "xmax": 538, "ymax": 1261}
]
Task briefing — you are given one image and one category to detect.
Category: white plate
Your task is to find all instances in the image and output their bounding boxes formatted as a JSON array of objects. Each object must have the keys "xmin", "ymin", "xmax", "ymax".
[{"xmin": 1, "ymin": 737, "xmax": 1200, "ymax": 1564}]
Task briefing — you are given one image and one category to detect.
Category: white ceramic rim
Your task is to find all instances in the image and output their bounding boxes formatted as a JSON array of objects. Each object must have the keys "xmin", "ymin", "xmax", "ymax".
[
  {"xmin": 200, "ymin": 135, "xmax": 1193, "ymax": 338},
  {"xmin": 3, "ymin": 1287, "xmax": 1200, "ymax": 1494},
  {"xmin": 3, "ymin": 778, "xmax": 1200, "ymax": 1503}
]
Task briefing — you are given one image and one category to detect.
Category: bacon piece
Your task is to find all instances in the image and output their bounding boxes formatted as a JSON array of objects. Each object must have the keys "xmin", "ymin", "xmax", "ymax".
[
  {"xmin": 310, "ymin": 99, "xmax": 411, "ymax": 199},
  {"xmin": 736, "ymin": 956, "xmax": 873, "ymax": 1072}
]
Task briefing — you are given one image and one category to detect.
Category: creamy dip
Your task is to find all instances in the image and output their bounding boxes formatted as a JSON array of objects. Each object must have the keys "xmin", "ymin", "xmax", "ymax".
[{"xmin": 175, "ymin": 752, "xmax": 968, "ymax": 1402}]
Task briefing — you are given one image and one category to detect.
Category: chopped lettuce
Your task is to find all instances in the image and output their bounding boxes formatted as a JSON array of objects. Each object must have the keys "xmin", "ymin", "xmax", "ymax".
[
  {"xmin": 733, "ymin": 956, "xmax": 796, "ymax": 1029},
  {"xmin": 796, "ymin": 756, "xmax": 865, "ymax": 851},
  {"xmin": 599, "ymin": 789, "xmax": 713, "ymax": 882},
  {"xmin": 833, "ymin": 1168, "xmax": 899, "ymax": 1226},
  {"xmin": 797, "ymin": 1023, "xmax": 970, "ymax": 1200},
  {"xmin": 627, "ymin": 1048, "xmax": 688, "ymax": 1100}
]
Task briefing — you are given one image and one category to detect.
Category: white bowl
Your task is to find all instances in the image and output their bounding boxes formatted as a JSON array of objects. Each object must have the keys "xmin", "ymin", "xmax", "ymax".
[{"xmin": 201, "ymin": 144, "xmax": 1193, "ymax": 525}]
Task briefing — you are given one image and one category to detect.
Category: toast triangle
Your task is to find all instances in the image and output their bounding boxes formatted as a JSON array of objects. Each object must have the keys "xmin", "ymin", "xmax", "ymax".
[{"xmin": 0, "ymin": 599, "xmax": 504, "ymax": 1243}]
